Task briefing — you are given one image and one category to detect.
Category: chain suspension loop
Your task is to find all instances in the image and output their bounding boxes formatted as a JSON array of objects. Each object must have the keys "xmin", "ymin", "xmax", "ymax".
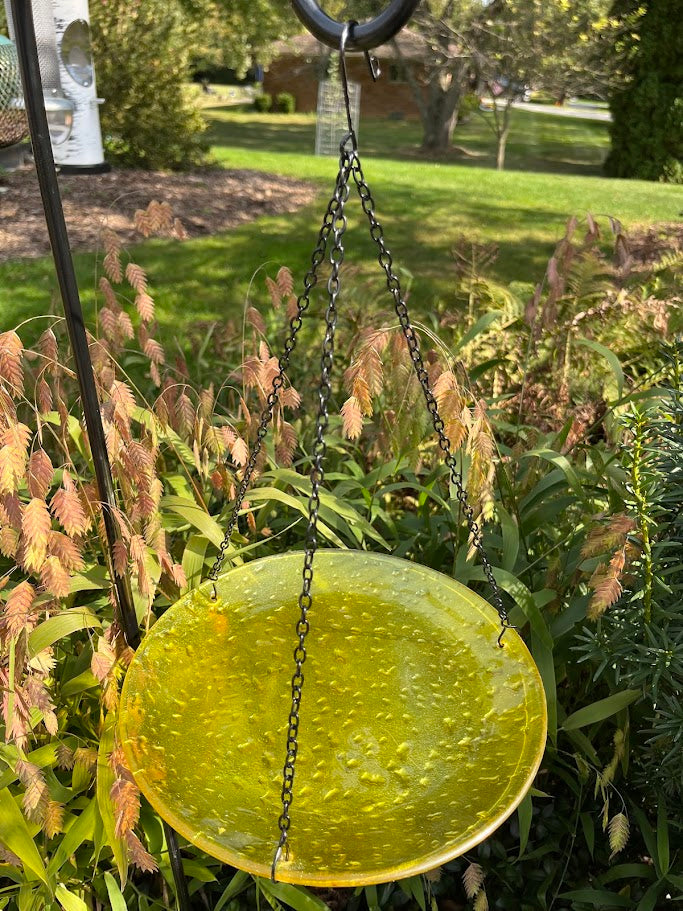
[
  {"xmin": 272, "ymin": 146, "xmax": 352, "ymax": 880},
  {"xmin": 349, "ymin": 156, "xmax": 512, "ymax": 642},
  {"xmin": 207, "ymin": 157, "xmax": 354, "ymax": 585}
]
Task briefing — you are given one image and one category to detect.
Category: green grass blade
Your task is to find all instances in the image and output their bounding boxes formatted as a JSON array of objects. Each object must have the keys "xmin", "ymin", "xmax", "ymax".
[
  {"xmin": 47, "ymin": 799, "xmax": 97, "ymax": 876},
  {"xmin": 656, "ymin": 798, "xmax": 670, "ymax": 875},
  {"xmin": 517, "ymin": 792, "xmax": 533, "ymax": 857},
  {"xmin": 0, "ymin": 788, "xmax": 48, "ymax": 885},
  {"xmin": 104, "ymin": 872, "xmax": 127, "ymax": 911},
  {"xmin": 562, "ymin": 690, "xmax": 640, "ymax": 731},
  {"xmin": 55, "ymin": 884, "xmax": 88, "ymax": 911},
  {"xmin": 214, "ymin": 871, "xmax": 251, "ymax": 911},
  {"xmin": 27, "ymin": 608, "xmax": 102, "ymax": 659},
  {"xmin": 575, "ymin": 337, "xmax": 624, "ymax": 400},
  {"xmin": 161, "ymin": 495, "xmax": 225, "ymax": 547},
  {"xmin": 259, "ymin": 879, "xmax": 329, "ymax": 911}
]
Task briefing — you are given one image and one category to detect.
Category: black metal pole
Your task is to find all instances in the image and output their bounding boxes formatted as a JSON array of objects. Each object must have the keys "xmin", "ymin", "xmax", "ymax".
[
  {"xmin": 10, "ymin": 0, "xmax": 140, "ymax": 651},
  {"xmin": 10, "ymin": 3, "xmax": 192, "ymax": 908}
]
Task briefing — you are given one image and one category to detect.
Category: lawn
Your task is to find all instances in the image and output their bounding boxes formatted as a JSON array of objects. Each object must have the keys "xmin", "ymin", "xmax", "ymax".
[{"xmin": 3, "ymin": 107, "xmax": 682, "ymax": 348}]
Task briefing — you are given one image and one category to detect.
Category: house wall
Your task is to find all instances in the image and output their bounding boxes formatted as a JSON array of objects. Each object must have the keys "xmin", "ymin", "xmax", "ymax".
[{"xmin": 264, "ymin": 54, "xmax": 423, "ymax": 120}]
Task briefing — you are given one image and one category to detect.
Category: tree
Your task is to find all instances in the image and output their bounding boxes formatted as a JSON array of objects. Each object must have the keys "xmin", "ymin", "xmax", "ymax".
[
  {"xmin": 91, "ymin": 0, "xmax": 208, "ymax": 169},
  {"xmin": 469, "ymin": 0, "xmax": 613, "ymax": 169},
  {"xmin": 605, "ymin": 0, "xmax": 683, "ymax": 183},
  {"xmin": 182, "ymin": 0, "xmax": 299, "ymax": 76},
  {"xmin": 392, "ymin": 0, "xmax": 612, "ymax": 156}
]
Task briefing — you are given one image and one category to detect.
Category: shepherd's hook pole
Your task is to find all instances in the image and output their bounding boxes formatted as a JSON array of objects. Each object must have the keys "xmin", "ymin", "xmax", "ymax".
[{"xmin": 10, "ymin": 2, "xmax": 192, "ymax": 908}]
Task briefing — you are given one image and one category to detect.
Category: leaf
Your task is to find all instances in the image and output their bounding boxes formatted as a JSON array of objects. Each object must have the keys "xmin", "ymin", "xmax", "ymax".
[
  {"xmin": 576, "ymin": 338, "xmax": 624, "ymax": 400},
  {"xmin": 400, "ymin": 876, "xmax": 426, "ymax": 911},
  {"xmin": 181, "ymin": 861, "xmax": 216, "ymax": 882},
  {"xmin": 161, "ymin": 496, "xmax": 225, "ymax": 547},
  {"xmin": 27, "ymin": 608, "xmax": 102, "ymax": 659},
  {"xmin": 559, "ymin": 890, "xmax": 630, "ymax": 908},
  {"xmin": 0, "ymin": 788, "xmax": 48, "ymax": 884},
  {"xmin": 259, "ymin": 880, "xmax": 330, "ymax": 911},
  {"xmin": 104, "ymin": 871, "xmax": 128, "ymax": 911},
  {"xmin": 465, "ymin": 565, "xmax": 553, "ymax": 649},
  {"xmin": 96, "ymin": 717, "xmax": 128, "ymax": 886},
  {"xmin": 531, "ymin": 631, "xmax": 556, "ymax": 741},
  {"xmin": 562, "ymin": 690, "xmax": 640, "ymax": 731},
  {"xmin": 181, "ymin": 534, "xmax": 208, "ymax": 595},
  {"xmin": 454, "ymin": 310, "xmax": 504, "ymax": 353},
  {"xmin": 580, "ymin": 811, "xmax": 595, "ymax": 858},
  {"xmin": 630, "ymin": 806, "xmax": 658, "ymax": 875},
  {"xmin": 498, "ymin": 505, "xmax": 519, "ymax": 572},
  {"xmin": 364, "ymin": 886, "xmax": 379, "ymax": 911},
  {"xmin": 214, "ymin": 870, "xmax": 251, "ymax": 911},
  {"xmin": 517, "ymin": 792, "xmax": 532, "ymax": 857},
  {"xmin": 55, "ymin": 885, "xmax": 88, "ymax": 911},
  {"xmin": 636, "ymin": 883, "xmax": 665, "ymax": 911},
  {"xmin": 47, "ymin": 799, "xmax": 97, "ymax": 875},
  {"xmin": 656, "ymin": 798, "xmax": 669, "ymax": 875},
  {"xmin": 519, "ymin": 448, "xmax": 587, "ymax": 503}
]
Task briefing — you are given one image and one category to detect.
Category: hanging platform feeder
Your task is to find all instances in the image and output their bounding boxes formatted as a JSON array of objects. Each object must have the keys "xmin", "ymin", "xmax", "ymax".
[
  {"xmin": 120, "ymin": 551, "xmax": 546, "ymax": 886},
  {"xmin": 117, "ymin": 2, "xmax": 548, "ymax": 888}
]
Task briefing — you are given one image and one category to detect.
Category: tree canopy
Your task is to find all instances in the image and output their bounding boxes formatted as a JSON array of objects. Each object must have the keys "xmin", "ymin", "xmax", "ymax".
[{"xmin": 605, "ymin": 0, "xmax": 683, "ymax": 182}]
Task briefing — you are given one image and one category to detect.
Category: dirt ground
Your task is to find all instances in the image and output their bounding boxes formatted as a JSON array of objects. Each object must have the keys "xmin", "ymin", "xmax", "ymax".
[{"xmin": 0, "ymin": 165, "xmax": 317, "ymax": 263}]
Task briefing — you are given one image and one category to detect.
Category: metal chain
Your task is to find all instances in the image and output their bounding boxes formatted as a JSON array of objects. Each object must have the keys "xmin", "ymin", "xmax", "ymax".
[
  {"xmin": 349, "ymin": 154, "xmax": 513, "ymax": 642},
  {"xmin": 271, "ymin": 145, "xmax": 352, "ymax": 879},
  {"xmin": 207, "ymin": 155, "xmax": 354, "ymax": 585}
]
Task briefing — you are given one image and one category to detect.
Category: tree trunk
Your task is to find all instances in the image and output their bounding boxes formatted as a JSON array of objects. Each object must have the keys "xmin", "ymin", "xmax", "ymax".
[
  {"xmin": 419, "ymin": 70, "xmax": 465, "ymax": 153},
  {"xmin": 421, "ymin": 96, "xmax": 460, "ymax": 152},
  {"xmin": 496, "ymin": 129, "xmax": 509, "ymax": 169}
]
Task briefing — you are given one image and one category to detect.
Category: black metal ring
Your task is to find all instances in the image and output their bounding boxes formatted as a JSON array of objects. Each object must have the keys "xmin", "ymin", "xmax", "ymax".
[{"xmin": 290, "ymin": 0, "xmax": 421, "ymax": 51}]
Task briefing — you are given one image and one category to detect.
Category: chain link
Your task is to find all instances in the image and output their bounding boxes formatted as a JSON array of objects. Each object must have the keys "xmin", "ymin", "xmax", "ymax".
[
  {"xmin": 272, "ymin": 146, "xmax": 352, "ymax": 878},
  {"xmin": 349, "ymin": 155, "xmax": 512, "ymax": 639},
  {"xmin": 208, "ymin": 155, "xmax": 354, "ymax": 584}
]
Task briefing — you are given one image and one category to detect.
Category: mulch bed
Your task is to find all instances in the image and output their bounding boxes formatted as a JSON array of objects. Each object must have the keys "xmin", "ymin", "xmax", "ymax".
[{"xmin": 0, "ymin": 165, "xmax": 318, "ymax": 263}]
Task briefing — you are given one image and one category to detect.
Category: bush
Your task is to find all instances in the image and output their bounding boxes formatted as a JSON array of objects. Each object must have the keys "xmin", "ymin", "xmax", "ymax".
[
  {"xmin": 275, "ymin": 91, "xmax": 296, "ymax": 114},
  {"xmin": 90, "ymin": 0, "xmax": 208, "ymax": 170},
  {"xmin": 253, "ymin": 92, "xmax": 273, "ymax": 113},
  {"xmin": 605, "ymin": 0, "xmax": 683, "ymax": 183}
]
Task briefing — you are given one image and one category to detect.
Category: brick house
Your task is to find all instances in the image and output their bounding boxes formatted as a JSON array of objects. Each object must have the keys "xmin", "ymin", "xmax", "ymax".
[{"xmin": 263, "ymin": 30, "xmax": 429, "ymax": 120}]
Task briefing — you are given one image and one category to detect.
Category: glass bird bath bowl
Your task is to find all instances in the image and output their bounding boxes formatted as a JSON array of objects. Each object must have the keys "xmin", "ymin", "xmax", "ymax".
[{"xmin": 119, "ymin": 551, "xmax": 547, "ymax": 886}]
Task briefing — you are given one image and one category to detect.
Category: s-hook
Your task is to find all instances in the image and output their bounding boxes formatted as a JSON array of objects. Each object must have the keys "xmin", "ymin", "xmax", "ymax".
[{"xmin": 290, "ymin": 0, "xmax": 421, "ymax": 51}]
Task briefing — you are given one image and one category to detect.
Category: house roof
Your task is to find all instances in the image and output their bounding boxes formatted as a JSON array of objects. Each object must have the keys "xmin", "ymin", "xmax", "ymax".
[{"xmin": 270, "ymin": 28, "xmax": 430, "ymax": 63}]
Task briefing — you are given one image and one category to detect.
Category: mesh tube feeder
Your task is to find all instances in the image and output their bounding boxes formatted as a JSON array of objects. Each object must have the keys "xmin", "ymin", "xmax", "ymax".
[{"xmin": 0, "ymin": 35, "xmax": 28, "ymax": 147}]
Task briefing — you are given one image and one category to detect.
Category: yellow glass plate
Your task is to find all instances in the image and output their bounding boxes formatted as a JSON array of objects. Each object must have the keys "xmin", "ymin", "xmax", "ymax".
[{"xmin": 119, "ymin": 551, "xmax": 547, "ymax": 886}]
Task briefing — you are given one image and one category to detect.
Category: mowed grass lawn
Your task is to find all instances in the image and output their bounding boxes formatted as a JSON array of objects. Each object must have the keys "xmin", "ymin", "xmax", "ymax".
[{"xmin": 3, "ymin": 107, "xmax": 682, "ymax": 347}]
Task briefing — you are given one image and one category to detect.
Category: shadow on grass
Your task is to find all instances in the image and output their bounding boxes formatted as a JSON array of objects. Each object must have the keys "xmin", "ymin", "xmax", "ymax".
[
  {"xmin": 207, "ymin": 107, "xmax": 609, "ymax": 178},
  {"xmin": 1, "ymin": 188, "xmax": 563, "ymax": 355}
]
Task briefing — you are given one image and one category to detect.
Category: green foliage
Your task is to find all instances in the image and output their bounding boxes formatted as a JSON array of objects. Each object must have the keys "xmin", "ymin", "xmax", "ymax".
[
  {"xmin": 605, "ymin": 0, "xmax": 683, "ymax": 182},
  {"xmin": 1, "ymin": 194, "xmax": 682, "ymax": 911},
  {"xmin": 253, "ymin": 92, "xmax": 273, "ymax": 113},
  {"xmin": 275, "ymin": 92, "xmax": 296, "ymax": 115},
  {"xmin": 90, "ymin": 0, "xmax": 208, "ymax": 170},
  {"xmin": 457, "ymin": 92, "xmax": 480, "ymax": 123},
  {"xmin": 576, "ymin": 348, "xmax": 683, "ymax": 798},
  {"xmin": 184, "ymin": 0, "xmax": 299, "ymax": 77}
]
